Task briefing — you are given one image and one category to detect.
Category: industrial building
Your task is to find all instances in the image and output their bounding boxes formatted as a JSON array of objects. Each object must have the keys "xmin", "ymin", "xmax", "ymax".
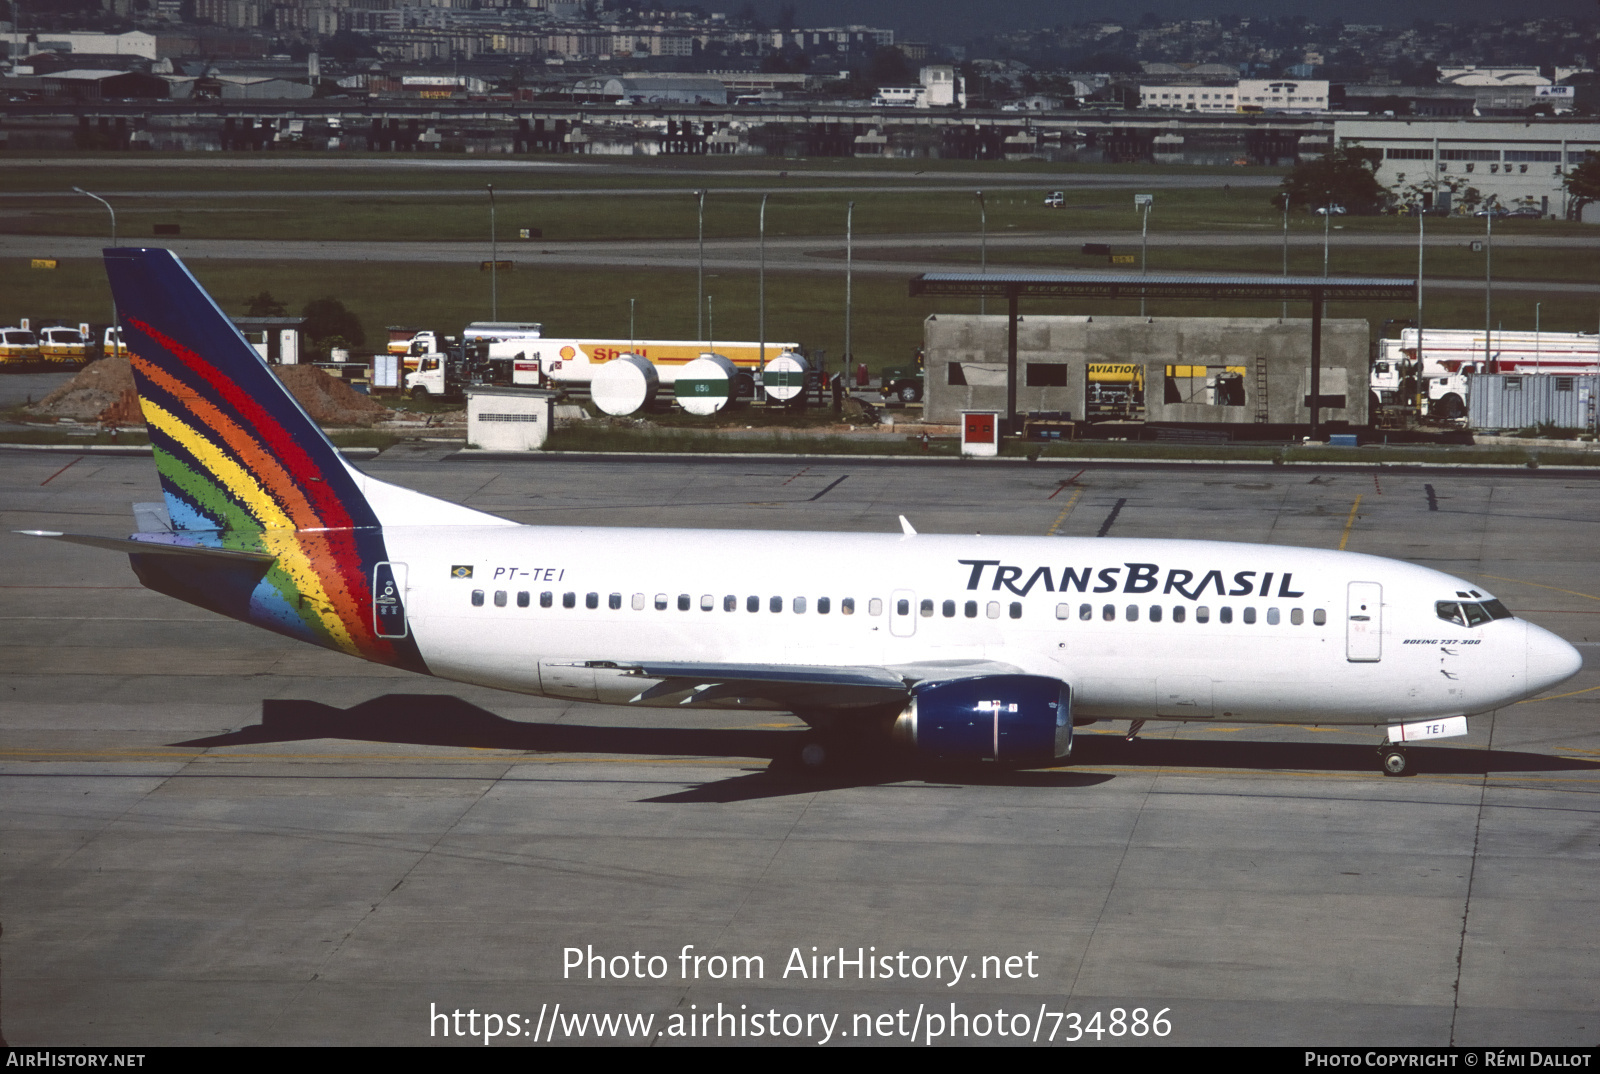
[
  {"xmin": 923, "ymin": 314, "xmax": 1370, "ymax": 433},
  {"xmin": 1334, "ymin": 117, "xmax": 1600, "ymax": 219}
]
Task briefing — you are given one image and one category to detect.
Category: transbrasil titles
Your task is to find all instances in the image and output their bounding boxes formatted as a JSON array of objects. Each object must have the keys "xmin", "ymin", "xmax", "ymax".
[{"xmin": 958, "ymin": 560, "xmax": 1306, "ymax": 601}]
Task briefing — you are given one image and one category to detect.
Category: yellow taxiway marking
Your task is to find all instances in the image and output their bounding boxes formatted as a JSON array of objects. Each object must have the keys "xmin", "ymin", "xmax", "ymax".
[
  {"xmin": 1477, "ymin": 574, "xmax": 1600, "ymax": 604},
  {"xmin": 1338, "ymin": 494, "xmax": 1363, "ymax": 551},
  {"xmin": 1046, "ymin": 489, "xmax": 1084, "ymax": 536},
  {"xmin": 1517, "ymin": 683, "xmax": 1600, "ymax": 704}
]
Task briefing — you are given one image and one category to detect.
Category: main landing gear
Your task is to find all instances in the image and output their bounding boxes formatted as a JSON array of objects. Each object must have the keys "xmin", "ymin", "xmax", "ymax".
[{"xmin": 1378, "ymin": 743, "xmax": 1410, "ymax": 777}]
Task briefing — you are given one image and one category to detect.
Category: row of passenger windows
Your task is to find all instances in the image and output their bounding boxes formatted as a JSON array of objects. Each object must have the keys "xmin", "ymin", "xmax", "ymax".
[
  {"xmin": 1054, "ymin": 603, "xmax": 1325, "ymax": 626},
  {"xmin": 464, "ymin": 588, "xmax": 1322, "ymax": 627}
]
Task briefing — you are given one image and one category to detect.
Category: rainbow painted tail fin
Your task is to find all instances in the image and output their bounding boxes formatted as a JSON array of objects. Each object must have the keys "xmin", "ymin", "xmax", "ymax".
[{"xmin": 103, "ymin": 248, "xmax": 507, "ymax": 668}]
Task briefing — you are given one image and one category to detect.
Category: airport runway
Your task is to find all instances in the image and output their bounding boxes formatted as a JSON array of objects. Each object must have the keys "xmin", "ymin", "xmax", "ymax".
[{"xmin": 2, "ymin": 449, "xmax": 1597, "ymax": 1046}]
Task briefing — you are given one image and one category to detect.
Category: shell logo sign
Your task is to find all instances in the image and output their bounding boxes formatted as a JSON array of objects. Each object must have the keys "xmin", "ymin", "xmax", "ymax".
[{"xmin": 560, "ymin": 346, "xmax": 577, "ymax": 360}]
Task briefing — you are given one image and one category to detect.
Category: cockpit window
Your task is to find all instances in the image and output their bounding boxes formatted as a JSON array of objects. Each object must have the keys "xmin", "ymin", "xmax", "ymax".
[{"xmin": 1437, "ymin": 599, "xmax": 1512, "ymax": 627}]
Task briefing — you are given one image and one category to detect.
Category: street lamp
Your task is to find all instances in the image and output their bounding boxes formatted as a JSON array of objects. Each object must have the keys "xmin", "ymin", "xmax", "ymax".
[
  {"xmin": 759, "ymin": 193, "xmax": 768, "ymax": 369},
  {"xmin": 696, "ymin": 189, "xmax": 706, "ymax": 342},
  {"xmin": 845, "ymin": 200, "xmax": 854, "ymax": 373},
  {"xmin": 486, "ymin": 183, "xmax": 498, "ymax": 321},
  {"xmin": 1484, "ymin": 197, "xmax": 1495, "ymax": 371},
  {"xmin": 1280, "ymin": 191, "xmax": 1289, "ymax": 321},
  {"xmin": 1416, "ymin": 200, "xmax": 1426, "ymax": 389},
  {"xmin": 1135, "ymin": 193, "xmax": 1152, "ymax": 317},
  {"xmin": 1322, "ymin": 190, "xmax": 1331, "ymax": 277},
  {"xmin": 975, "ymin": 190, "xmax": 986, "ymax": 316},
  {"xmin": 72, "ymin": 186, "xmax": 117, "ymax": 335}
]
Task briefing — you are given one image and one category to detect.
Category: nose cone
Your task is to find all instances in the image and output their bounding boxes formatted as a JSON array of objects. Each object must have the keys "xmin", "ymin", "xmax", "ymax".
[{"xmin": 1526, "ymin": 621, "xmax": 1583, "ymax": 694}]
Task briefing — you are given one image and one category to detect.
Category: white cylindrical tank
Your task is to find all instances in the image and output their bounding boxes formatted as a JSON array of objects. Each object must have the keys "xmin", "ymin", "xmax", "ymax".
[
  {"xmin": 674, "ymin": 352, "xmax": 738, "ymax": 415},
  {"xmin": 761, "ymin": 350, "xmax": 810, "ymax": 403},
  {"xmin": 590, "ymin": 353, "xmax": 658, "ymax": 415}
]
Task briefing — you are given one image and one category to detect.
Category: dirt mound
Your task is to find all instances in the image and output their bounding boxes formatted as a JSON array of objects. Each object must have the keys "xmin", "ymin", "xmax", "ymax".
[
  {"xmin": 272, "ymin": 365, "xmax": 394, "ymax": 427},
  {"xmin": 25, "ymin": 357, "xmax": 393, "ymax": 428},
  {"xmin": 27, "ymin": 356, "xmax": 135, "ymax": 422}
]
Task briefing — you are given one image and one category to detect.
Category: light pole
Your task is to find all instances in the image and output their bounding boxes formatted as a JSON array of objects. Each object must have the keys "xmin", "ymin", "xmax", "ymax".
[
  {"xmin": 72, "ymin": 186, "xmax": 117, "ymax": 334},
  {"xmin": 696, "ymin": 189, "xmax": 706, "ymax": 342},
  {"xmin": 629, "ymin": 297, "xmax": 635, "ymax": 352},
  {"xmin": 975, "ymin": 190, "xmax": 986, "ymax": 316},
  {"xmin": 758, "ymin": 193, "xmax": 768, "ymax": 369},
  {"xmin": 1135, "ymin": 193, "xmax": 1152, "ymax": 317},
  {"xmin": 1280, "ymin": 191, "xmax": 1289, "ymax": 321},
  {"xmin": 1484, "ymin": 199, "xmax": 1495, "ymax": 371},
  {"xmin": 845, "ymin": 200, "xmax": 854, "ymax": 372},
  {"xmin": 486, "ymin": 183, "xmax": 498, "ymax": 321},
  {"xmin": 1416, "ymin": 203, "xmax": 1425, "ymax": 397},
  {"xmin": 1535, "ymin": 302, "xmax": 1541, "ymax": 374},
  {"xmin": 1322, "ymin": 191, "xmax": 1331, "ymax": 277}
]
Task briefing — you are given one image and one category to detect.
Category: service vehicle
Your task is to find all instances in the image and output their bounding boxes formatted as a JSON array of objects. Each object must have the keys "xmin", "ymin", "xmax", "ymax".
[
  {"xmin": 0, "ymin": 325, "xmax": 41, "ymax": 368},
  {"xmin": 1372, "ymin": 328, "xmax": 1600, "ymax": 420},
  {"xmin": 38, "ymin": 324, "xmax": 91, "ymax": 367},
  {"xmin": 880, "ymin": 349, "xmax": 926, "ymax": 403}
]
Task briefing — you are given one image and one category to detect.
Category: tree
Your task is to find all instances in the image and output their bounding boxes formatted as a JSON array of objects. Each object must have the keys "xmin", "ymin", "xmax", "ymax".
[
  {"xmin": 1564, "ymin": 150, "xmax": 1600, "ymax": 221},
  {"xmin": 245, "ymin": 290, "xmax": 286, "ymax": 316},
  {"xmin": 1276, "ymin": 144, "xmax": 1388, "ymax": 214},
  {"xmin": 301, "ymin": 297, "xmax": 365, "ymax": 354}
]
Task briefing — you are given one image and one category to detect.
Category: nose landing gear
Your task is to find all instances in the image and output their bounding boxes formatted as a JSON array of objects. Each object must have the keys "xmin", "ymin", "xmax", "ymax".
[{"xmin": 1379, "ymin": 744, "xmax": 1410, "ymax": 777}]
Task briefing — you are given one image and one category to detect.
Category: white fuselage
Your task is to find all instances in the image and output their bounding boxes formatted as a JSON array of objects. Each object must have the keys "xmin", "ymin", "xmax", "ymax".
[{"xmin": 379, "ymin": 527, "xmax": 1577, "ymax": 726}]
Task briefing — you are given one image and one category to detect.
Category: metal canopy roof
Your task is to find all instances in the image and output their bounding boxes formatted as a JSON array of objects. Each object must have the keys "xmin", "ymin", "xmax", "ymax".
[{"xmin": 909, "ymin": 272, "xmax": 1416, "ymax": 302}]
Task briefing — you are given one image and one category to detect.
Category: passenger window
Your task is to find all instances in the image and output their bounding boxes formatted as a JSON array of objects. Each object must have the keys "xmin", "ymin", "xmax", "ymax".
[
  {"xmin": 724, "ymin": 595, "xmax": 737, "ymax": 612},
  {"xmin": 517, "ymin": 591, "xmax": 530, "ymax": 608},
  {"xmin": 1149, "ymin": 605, "xmax": 1162, "ymax": 622},
  {"xmin": 987, "ymin": 602, "xmax": 1001, "ymax": 619},
  {"xmin": 1313, "ymin": 609, "xmax": 1327, "ymax": 626},
  {"xmin": 1242, "ymin": 607, "xmax": 1255, "ymax": 624},
  {"xmin": 1267, "ymin": 607, "xmax": 1279, "ymax": 625},
  {"xmin": 1196, "ymin": 606, "xmax": 1210, "ymax": 623},
  {"xmin": 868, "ymin": 598, "xmax": 882, "ymax": 616},
  {"xmin": 1056, "ymin": 603, "xmax": 1070, "ymax": 620},
  {"xmin": 609, "ymin": 593, "xmax": 621, "ymax": 610},
  {"xmin": 942, "ymin": 599, "xmax": 955, "ymax": 618},
  {"xmin": 472, "ymin": 589, "xmax": 485, "ymax": 607},
  {"xmin": 748, "ymin": 595, "xmax": 760, "ymax": 612},
  {"xmin": 632, "ymin": 593, "xmax": 645, "ymax": 611},
  {"xmin": 1126, "ymin": 605, "xmax": 1139, "ymax": 622},
  {"xmin": 1102, "ymin": 604, "xmax": 1115, "ymax": 621},
  {"xmin": 794, "ymin": 596, "xmax": 806, "ymax": 613},
  {"xmin": 678, "ymin": 594, "xmax": 691, "ymax": 611},
  {"xmin": 1219, "ymin": 606, "xmax": 1232, "ymax": 624},
  {"xmin": 1009, "ymin": 603, "xmax": 1022, "ymax": 619},
  {"xmin": 1079, "ymin": 603, "xmax": 1092, "ymax": 621},
  {"xmin": 843, "ymin": 598, "xmax": 857, "ymax": 615},
  {"xmin": 919, "ymin": 599, "xmax": 934, "ymax": 618},
  {"xmin": 563, "ymin": 592, "xmax": 576, "ymax": 609},
  {"xmin": 541, "ymin": 591, "xmax": 553, "ymax": 608},
  {"xmin": 494, "ymin": 591, "xmax": 507, "ymax": 607},
  {"xmin": 818, "ymin": 597, "xmax": 831, "ymax": 614},
  {"xmin": 965, "ymin": 601, "xmax": 978, "ymax": 618},
  {"xmin": 1291, "ymin": 608, "xmax": 1304, "ymax": 625},
  {"xmin": 1173, "ymin": 605, "xmax": 1186, "ymax": 623},
  {"xmin": 897, "ymin": 599, "xmax": 910, "ymax": 616},
  {"xmin": 586, "ymin": 592, "xmax": 599, "ymax": 609},
  {"xmin": 700, "ymin": 594, "xmax": 714, "ymax": 611},
  {"xmin": 770, "ymin": 596, "xmax": 783, "ymax": 614},
  {"xmin": 654, "ymin": 593, "xmax": 668, "ymax": 611}
]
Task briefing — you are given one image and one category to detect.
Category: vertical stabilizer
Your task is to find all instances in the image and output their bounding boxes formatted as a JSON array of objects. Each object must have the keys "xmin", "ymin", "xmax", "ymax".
[{"xmin": 102, "ymin": 247, "xmax": 440, "ymax": 669}]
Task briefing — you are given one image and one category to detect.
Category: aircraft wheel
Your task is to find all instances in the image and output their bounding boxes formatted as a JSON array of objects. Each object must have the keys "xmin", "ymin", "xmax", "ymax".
[
  {"xmin": 799, "ymin": 740, "xmax": 828, "ymax": 769},
  {"xmin": 1380, "ymin": 747, "xmax": 1409, "ymax": 777}
]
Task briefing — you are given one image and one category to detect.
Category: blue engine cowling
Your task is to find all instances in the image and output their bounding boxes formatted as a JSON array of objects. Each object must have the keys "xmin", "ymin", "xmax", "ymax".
[{"xmin": 892, "ymin": 675, "xmax": 1072, "ymax": 764}]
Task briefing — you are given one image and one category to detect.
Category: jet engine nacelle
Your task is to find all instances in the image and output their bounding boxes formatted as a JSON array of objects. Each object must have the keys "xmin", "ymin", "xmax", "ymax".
[{"xmin": 892, "ymin": 675, "xmax": 1072, "ymax": 764}]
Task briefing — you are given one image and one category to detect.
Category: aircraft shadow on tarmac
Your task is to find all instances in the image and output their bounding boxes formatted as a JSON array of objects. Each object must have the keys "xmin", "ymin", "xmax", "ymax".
[{"xmin": 171, "ymin": 694, "xmax": 1599, "ymax": 803}]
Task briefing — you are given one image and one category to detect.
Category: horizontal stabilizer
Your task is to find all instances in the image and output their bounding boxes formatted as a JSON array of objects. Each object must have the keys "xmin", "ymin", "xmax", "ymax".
[{"xmin": 16, "ymin": 531, "xmax": 277, "ymax": 564}]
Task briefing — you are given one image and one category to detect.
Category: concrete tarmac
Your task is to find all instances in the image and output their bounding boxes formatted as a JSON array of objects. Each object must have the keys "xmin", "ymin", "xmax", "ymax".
[{"xmin": 2, "ymin": 448, "xmax": 1597, "ymax": 1046}]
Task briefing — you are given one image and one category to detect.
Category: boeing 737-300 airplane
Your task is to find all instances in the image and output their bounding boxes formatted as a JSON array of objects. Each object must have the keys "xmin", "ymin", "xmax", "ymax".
[{"xmin": 20, "ymin": 250, "xmax": 1584, "ymax": 776}]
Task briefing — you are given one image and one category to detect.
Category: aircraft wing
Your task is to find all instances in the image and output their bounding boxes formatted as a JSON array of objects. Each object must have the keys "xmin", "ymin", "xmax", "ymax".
[
  {"xmin": 608, "ymin": 658, "xmax": 1024, "ymax": 711},
  {"xmin": 16, "ymin": 531, "xmax": 276, "ymax": 564}
]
